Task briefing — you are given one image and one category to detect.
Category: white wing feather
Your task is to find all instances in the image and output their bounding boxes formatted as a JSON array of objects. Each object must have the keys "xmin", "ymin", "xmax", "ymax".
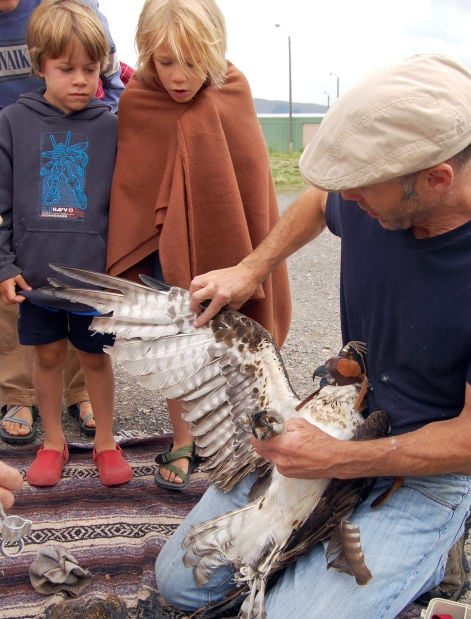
[
  {"xmin": 43, "ymin": 264, "xmax": 298, "ymax": 490},
  {"xmin": 41, "ymin": 265, "xmax": 387, "ymax": 619}
]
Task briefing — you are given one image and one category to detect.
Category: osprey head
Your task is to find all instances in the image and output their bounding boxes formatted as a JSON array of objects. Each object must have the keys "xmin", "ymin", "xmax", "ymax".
[{"xmin": 313, "ymin": 341, "xmax": 367, "ymax": 387}]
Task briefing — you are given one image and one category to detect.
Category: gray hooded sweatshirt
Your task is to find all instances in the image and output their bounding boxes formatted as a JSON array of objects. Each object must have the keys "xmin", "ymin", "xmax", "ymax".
[{"xmin": 0, "ymin": 89, "xmax": 117, "ymax": 289}]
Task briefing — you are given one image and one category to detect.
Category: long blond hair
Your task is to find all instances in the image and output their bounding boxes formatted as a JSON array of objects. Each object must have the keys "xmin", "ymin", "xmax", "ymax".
[{"xmin": 136, "ymin": 0, "xmax": 227, "ymax": 88}]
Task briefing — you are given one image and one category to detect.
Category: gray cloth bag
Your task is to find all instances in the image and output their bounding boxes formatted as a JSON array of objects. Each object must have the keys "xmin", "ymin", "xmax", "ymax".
[{"xmin": 29, "ymin": 545, "xmax": 93, "ymax": 596}]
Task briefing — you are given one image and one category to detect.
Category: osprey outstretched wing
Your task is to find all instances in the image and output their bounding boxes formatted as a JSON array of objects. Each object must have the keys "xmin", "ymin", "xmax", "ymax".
[{"xmin": 39, "ymin": 264, "xmax": 389, "ymax": 619}]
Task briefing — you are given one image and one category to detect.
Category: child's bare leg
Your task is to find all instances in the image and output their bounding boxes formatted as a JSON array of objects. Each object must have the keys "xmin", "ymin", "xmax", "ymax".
[
  {"xmin": 33, "ymin": 340, "xmax": 67, "ymax": 450},
  {"xmin": 75, "ymin": 351, "xmax": 115, "ymax": 451},
  {"xmin": 158, "ymin": 399, "xmax": 194, "ymax": 484},
  {"xmin": 76, "ymin": 350, "xmax": 132, "ymax": 486},
  {"xmin": 26, "ymin": 340, "xmax": 69, "ymax": 487}
]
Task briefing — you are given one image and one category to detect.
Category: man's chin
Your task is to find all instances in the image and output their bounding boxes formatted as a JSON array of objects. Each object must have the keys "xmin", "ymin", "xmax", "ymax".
[{"xmin": 377, "ymin": 218, "xmax": 408, "ymax": 231}]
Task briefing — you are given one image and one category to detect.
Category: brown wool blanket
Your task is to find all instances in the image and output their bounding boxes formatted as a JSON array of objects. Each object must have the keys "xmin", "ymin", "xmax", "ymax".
[{"xmin": 107, "ymin": 63, "xmax": 291, "ymax": 347}]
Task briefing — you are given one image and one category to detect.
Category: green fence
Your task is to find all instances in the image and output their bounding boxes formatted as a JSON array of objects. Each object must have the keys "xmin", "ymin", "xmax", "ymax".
[{"xmin": 258, "ymin": 115, "xmax": 324, "ymax": 152}]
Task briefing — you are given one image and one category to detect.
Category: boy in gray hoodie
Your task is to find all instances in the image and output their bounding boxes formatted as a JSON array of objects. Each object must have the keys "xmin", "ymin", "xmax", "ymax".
[
  {"xmin": 0, "ymin": 0, "xmax": 126, "ymax": 446},
  {"xmin": 0, "ymin": 0, "xmax": 132, "ymax": 487}
]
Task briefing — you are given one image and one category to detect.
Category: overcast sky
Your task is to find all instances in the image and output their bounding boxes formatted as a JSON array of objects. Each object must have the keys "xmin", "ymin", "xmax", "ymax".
[{"xmin": 98, "ymin": 0, "xmax": 471, "ymax": 106}]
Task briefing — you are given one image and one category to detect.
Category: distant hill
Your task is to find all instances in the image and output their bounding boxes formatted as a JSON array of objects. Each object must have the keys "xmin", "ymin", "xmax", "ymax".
[{"xmin": 254, "ymin": 98, "xmax": 327, "ymax": 114}]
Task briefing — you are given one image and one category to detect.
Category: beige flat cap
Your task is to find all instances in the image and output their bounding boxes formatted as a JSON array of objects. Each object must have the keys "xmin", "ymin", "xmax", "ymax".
[{"xmin": 299, "ymin": 54, "xmax": 471, "ymax": 190}]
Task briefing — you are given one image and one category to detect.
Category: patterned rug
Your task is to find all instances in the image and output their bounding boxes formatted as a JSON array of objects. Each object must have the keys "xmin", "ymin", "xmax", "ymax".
[
  {"xmin": 0, "ymin": 434, "xmax": 426, "ymax": 619},
  {"xmin": 0, "ymin": 434, "xmax": 209, "ymax": 619}
]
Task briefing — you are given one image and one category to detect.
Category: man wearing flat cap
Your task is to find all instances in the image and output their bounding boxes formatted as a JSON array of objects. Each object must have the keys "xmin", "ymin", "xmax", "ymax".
[{"xmin": 157, "ymin": 54, "xmax": 471, "ymax": 617}]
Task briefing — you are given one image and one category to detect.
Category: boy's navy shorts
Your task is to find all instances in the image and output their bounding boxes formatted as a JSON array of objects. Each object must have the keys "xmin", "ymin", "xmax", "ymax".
[{"xmin": 18, "ymin": 300, "xmax": 114, "ymax": 354}]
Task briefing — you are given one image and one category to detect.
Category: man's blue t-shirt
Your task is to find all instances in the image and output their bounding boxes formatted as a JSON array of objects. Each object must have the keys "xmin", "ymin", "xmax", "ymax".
[{"xmin": 325, "ymin": 192, "xmax": 471, "ymax": 434}]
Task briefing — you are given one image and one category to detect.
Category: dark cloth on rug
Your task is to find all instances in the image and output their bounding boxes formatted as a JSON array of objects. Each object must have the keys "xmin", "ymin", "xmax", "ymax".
[
  {"xmin": 29, "ymin": 546, "xmax": 92, "ymax": 596},
  {"xmin": 106, "ymin": 63, "xmax": 291, "ymax": 348}
]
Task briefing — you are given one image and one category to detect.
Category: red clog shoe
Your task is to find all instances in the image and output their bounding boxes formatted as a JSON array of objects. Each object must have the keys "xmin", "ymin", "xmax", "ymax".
[
  {"xmin": 93, "ymin": 444, "xmax": 133, "ymax": 486},
  {"xmin": 26, "ymin": 443, "xmax": 69, "ymax": 487}
]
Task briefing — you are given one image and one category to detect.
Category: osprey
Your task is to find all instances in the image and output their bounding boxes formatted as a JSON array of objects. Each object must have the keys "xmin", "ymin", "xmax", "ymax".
[{"xmin": 39, "ymin": 264, "xmax": 390, "ymax": 619}]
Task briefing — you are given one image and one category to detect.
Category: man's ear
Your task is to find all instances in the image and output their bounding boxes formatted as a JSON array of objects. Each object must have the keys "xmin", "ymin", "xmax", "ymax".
[{"xmin": 420, "ymin": 163, "xmax": 454, "ymax": 193}]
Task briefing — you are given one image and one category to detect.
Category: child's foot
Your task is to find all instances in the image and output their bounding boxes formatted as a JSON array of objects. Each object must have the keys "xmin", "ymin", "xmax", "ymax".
[
  {"xmin": 26, "ymin": 443, "xmax": 69, "ymax": 487},
  {"xmin": 93, "ymin": 444, "xmax": 133, "ymax": 486},
  {"xmin": 154, "ymin": 443, "xmax": 195, "ymax": 491}
]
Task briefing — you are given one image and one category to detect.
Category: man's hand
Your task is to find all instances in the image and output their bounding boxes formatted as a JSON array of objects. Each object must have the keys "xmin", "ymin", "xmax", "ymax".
[
  {"xmin": 189, "ymin": 262, "xmax": 261, "ymax": 327},
  {"xmin": 0, "ymin": 274, "xmax": 31, "ymax": 305},
  {"xmin": 0, "ymin": 461, "xmax": 23, "ymax": 509},
  {"xmin": 251, "ymin": 418, "xmax": 343, "ymax": 479}
]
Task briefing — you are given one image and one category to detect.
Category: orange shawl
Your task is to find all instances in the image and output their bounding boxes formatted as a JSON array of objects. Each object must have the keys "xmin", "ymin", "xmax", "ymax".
[{"xmin": 107, "ymin": 63, "xmax": 291, "ymax": 347}]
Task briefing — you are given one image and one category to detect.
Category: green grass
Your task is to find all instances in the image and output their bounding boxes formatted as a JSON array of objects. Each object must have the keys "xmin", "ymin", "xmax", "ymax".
[{"xmin": 268, "ymin": 151, "xmax": 307, "ymax": 191}]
